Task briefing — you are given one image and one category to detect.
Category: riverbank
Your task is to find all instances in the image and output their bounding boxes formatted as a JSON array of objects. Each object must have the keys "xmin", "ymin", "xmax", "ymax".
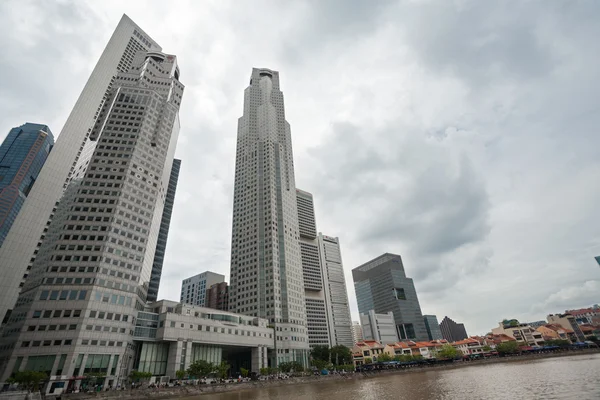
[{"xmin": 60, "ymin": 348, "xmax": 600, "ymax": 400}]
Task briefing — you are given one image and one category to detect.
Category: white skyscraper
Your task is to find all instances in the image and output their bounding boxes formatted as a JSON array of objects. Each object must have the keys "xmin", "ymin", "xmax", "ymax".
[
  {"xmin": 229, "ymin": 68, "xmax": 309, "ymax": 366},
  {"xmin": 0, "ymin": 15, "xmax": 163, "ymax": 325},
  {"xmin": 352, "ymin": 321, "xmax": 364, "ymax": 344},
  {"xmin": 319, "ymin": 234, "xmax": 354, "ymax": 348},
  {"xmin": 0, "ymin": 16, "xmax": 184, "ymax": 389}
]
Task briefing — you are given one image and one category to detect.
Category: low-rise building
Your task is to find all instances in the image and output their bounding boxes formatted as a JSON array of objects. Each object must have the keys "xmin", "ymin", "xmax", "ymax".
[
  {"xmin": 565, "ymin": 308, "xmax": 599, "ymax": 325},
  {"xmin": 491, "ymin": 319, "xmax": 545, "ymax": 346},
  {"xmin": 547, "ymin": 313, "xmax": 586, "ymax": 342},
  {"xmin": 483, "ymin": 333, "xmax": 517, "ymax": 349},
  {"xmin": 536, "ymin": 324, "xmax": 573, "ymax": 342},
  {"xmin": 352, "ymin": 340, "xmax": 386, "ymax": 365},
  {"xmin": 384, "ymin": 342, "xmax": 413, "ymax": 358},
  {"xmin": 453, "ymin": 338, "xmax": 485, "ymax": 356}
]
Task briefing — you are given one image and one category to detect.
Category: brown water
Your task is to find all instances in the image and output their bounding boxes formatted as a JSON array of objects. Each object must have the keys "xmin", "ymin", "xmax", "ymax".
[{"xmin": 193, "ymin": 354, "xmax": 600, "ymax": 400}]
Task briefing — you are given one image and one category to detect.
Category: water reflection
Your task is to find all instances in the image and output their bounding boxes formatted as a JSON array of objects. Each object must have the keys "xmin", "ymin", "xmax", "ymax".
[{"xmin": 187, "ymin": 354, "xmax": 600, "ymax": 400}]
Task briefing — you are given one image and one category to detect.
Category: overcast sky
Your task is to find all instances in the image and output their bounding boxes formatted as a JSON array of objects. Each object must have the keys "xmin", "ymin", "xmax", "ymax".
[{"xmin": 1, "ymin": 0, "xmax": 599, "ymax": 335}]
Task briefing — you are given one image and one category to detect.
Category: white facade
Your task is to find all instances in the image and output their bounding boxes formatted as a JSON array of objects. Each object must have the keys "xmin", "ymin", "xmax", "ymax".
[
  {"xmin": 360, "ymin": 310, "xmax": 399, "ymax": 345},
  {"xmin": 0, "ymin": 16, "xmax": 184, "ymax": 390},
  {"xmin": 0, "ymin": 15, "xmax": 163, "ymax": 325},
  {"xmin": 179, "ymin": 271, "xmax": 225, "ymax": 307},
  {"xmin": 229, "ymin": 68, "xmax": 309, "ymax": 366},
  {"xmin": 352, "ymin": 321, "xmax": 364, "ymax": 344},
  {"xmin": 319, "ymin": 234, "xmax": 353, "ymax": 348}
]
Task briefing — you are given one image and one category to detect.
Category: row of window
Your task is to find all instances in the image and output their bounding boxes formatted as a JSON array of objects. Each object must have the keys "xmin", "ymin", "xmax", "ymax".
[
  {"xmin": 22, "ymin": 339, "xmax": 73, "ymax": 347},
  {"xmin": 39, "ymin": 290, "xmax": 87, "ymax": 301}
]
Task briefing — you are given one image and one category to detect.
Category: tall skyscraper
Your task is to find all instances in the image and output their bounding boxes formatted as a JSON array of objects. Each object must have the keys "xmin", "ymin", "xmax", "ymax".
[
  {"xmin": 318, "ymin": 234, "xmax": 353, "ymax": 348},
  {"xmin": 352, "ymin": 253, "xmax": 429, "ymax": 341},
  {"xmin": 296, "ymin": 189, "xmax": 330, "ymax": 348},
  {"xmin": 0, "ymin": 16, "xmax": 184, "ymax": 389},
  {"xmin": 439, "ymin": 316, "xmax": 468, "ymax": 342},
  {"xmin": 351, "ymin": 321, "xmax": 364, "ymax": 344},
  {"xmin": 148, "ymin": 158, "xmax": 181, "ymax": 302},
  {"xmin": 0, "ymin": 123, "xmax": 54, "ymax": 249},
  {"xmin": 360, "ymin": 310, "xmax": 399, "ymax": 344},
  {"xmin": 0, "ymin": 15, "xmax": 164, "ymax": 325},
  {"xmin": 206, "ymin": 281, "xmax": 229, "ymax": 311},
  {"xmin": 180, "ymin": 271, "xmax": 225, "ymax": 307},
  {"xmin": 595, "ymin": 256, "xmax": 600, "ymax": 267},
  {"xmin": 423, "ymin": 315, "xmax": 443, "ymax": 341},
  {"xmin": 229, "ymin": 68, "xmax": 309, "ymax": 366}
]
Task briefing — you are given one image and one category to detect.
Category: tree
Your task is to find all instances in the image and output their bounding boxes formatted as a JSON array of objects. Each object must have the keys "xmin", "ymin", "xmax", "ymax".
[
  {"xmin": 377, "ymin": 353, "xmax": 393, "ymax": 362},
  {"xmin": 437, "ymin": 344, "xmax": 460, "ymax": 359},
  {"xmin": 545, "ymin": 339, "xmax": 571, "ymax": 348},
  {"xmin": 311, "ymin": 359, "xmax": 330, "ymax": 371},
  {"xmin": 279, "ymin": 361, "xmax": 303, "ymax": 373},
  {"xmin": 240, "ymin": 368, "xmax": 249, "ymax": 378},
  {"xmin": 364, "ymin": 357, "xmax": 373, "ymax": 364},
  {"xmin": 340, "ymin": 364, "xmax": 355, "ymax": 372},
  {"xmin": 176, "ymin": 370, "xmax": 186, "ymax": 380},
  {"xmin": 187, "ymin": 360, "xmax": 214, "ymax": 378},
  {"xmin": 482, "ymin": 345, "xmax": 492, "ymax": 352},
  {"xmin": 129, "ymin": 371, "xmax": 152, "ymax": 382},
  {"xmin": 214, "ymin": 361, "xmax": 230, "ymax": 380},
  {"xmin": 330, "ymin": 345, "xmax": 352, "ymax": 365},
  {"xmin": 496, "ymin": 341, "xmax": 519, "ymax": 354},
  {"xmin": 7, "ymin": 371, "xmax": 48, "ymax": 391},
  {"xmin": 259, "ymin": 367, "xmax": 269, "ymax": 376},
  {"xmin": 310, "ymin": 345, "xmax": 330, "ymax": 362}
]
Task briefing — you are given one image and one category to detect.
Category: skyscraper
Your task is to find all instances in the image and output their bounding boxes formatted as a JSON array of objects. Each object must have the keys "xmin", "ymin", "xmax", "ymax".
[
  {"xmin": 360, "ymin": 310, "xmax": 399, "ymax": 344},
  {"xmin": 229, "ymin": 68, "xmax": 309, "ymax": 366},
  {"xmin": 148, "ymin": 158, "xmax": 181, "ymax": 302},
  {"xmin": 206, "ymin": 281, "xmax": 229, "ymax": 311},
  {"xmin": 0, "ymin": 15, "xmax": 164, "ymax": 325},
  {"xmin": 351, "ymin": 321, "xmax": 364, "ymax": 344},
  {"xmin": 180, "ymin": 271, "xmax": 225, "ymax": 307},
  {"xmin": 0, "ymin": 16, "xmax": 184, "ymax": 389},
  {"xmin": 0, "ymin": 123, "xmax": 54, "ymax": 249},
  {"xmin": 352, "ymin": 253, "xmax": 429, "ymax": 341},
  {"xmin": 318, "ymin": 234, "xmax": 353, "ymax": 348},
  {"xmin": 439, "ymin": 316, "xmax": 468, "ymax": 342},
  {"xmin": 595, "ymin": 256, "xmax": 600, "ymax": 267},
  {"xmin": 296, "ymin": 189, "xmax": 330, "ymax": 348},
  {"xmin": 423, "ymin": 315, "xmax": 443, "ymax": 341}
]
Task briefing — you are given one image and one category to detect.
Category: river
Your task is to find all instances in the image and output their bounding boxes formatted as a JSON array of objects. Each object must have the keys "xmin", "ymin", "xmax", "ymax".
[{"xmin": 191, "ymin": 353, "xmax": 600, "ymax": 400}]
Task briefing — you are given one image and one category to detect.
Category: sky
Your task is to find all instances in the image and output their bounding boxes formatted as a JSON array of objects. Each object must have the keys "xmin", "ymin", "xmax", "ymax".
[{"xmin": 0, "ymin": 0, "xmax": 599, "ymax": 335}]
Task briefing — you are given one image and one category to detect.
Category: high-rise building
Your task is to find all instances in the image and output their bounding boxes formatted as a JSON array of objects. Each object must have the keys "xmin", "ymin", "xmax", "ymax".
[
  {"xmin": 148, "ymin": 158, "xmax": 181, "ymax": 302},
  {"xmin": 423, "ymin": 315, "xmax": 443, "ymax": 341},
  {"xmin": 318, "ymin": 234, "xmax": 353, "ymax": 348},
  {"xmin": 0, "ymin": 123, "xmax": 54, "ymax": 249},
  {"xmin": 439, "ymin": 316, "xmax": 468, "ymax": 342},
  {"xmin": 0, "ymin": 15, "xmax": 165, "ymax": 325},
  {"xmin": 180, "ymin": 271, "xmax": 225, "ymax": 307},
  {"xmin": 351, "ymin": 321, "xmax": 364, "ymax": 344},
  {"xmin": 206, "ymin": 281, "xmax": 229, "ymax": 311},
  {"xmin": 360, "ymin": 310, "xmax": 399, "ymax": 344},
  {"xmin": 0, "ymin": 15, "xmax": 185, "ymax": 389},
  {"xmin": 352, "ymin": 253, "xmax": 428, "ymax": 341},
  {"xmin": 595, "ymin": 256, "xmax": 600, "ymax": 267},
  {"xmin": 229, "ymin": 68, "xmax": 309, "ymax": 366},
  {"xmin": 296, "ymin": 189, "xmax": 329, "ymax": 348}
]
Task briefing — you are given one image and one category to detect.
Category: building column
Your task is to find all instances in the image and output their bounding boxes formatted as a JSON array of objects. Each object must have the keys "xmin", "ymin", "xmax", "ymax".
[
  {"xmin": 166, "ymin": 341, "xmax": 182, "ymax": 378},
  {"xmin": 184, "ymin": 340, "xmax": 193, "ymax": 371},
  {"xmin": 251, "ymin": 347, "xmax": 260, "ymax": 374}
]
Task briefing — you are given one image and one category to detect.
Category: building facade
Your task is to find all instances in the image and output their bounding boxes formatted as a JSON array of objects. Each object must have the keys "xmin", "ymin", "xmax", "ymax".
[
  {"xmin": 318, "ymin": 234, "xmax": 353, "ymax": 348},
  {"xmin": 296, "ymin": 189, "xmax": 329, "ymax": 348},
  {"xmin": 180, "ymin": 272, "xmax": 225, "ymax": 307},
  {"xmin": 0, "ymin": 123, "xmax": 54, "ymax": 250},
  {"xmin": 352, "ymin": 253, "xmax": 428, "ymax": 341},
  {"xmin": 423, "ymin": 315, "xmax": 443, "ymax": 341},
  {"xmin": 360, "ymin": 310, "xmax": 399, "ymax": 344},
  {"xmin": 439, "ymin": 316, "xmax": 469, "ymax": 343},
  {"xmin": 147, "ymin": 159, "xmax": 180, "ymax": 302},
  {"xmin": 0, "ymin": 15, "xmax": 185, "ymax": 390},
  {"xmin": 546, "ymin": 314, "xmax": 586, "ymax": 342},
  {"xmin": 229, "ymin": 68, "xmax": 309, "ymax": 366},
  {"xmin": 0, "ymin": 15, "xmax": 165, "ymax": 325},
  {"xmin": 491, "ymin": 320, "xmax": 545, "ymax": 346},
  {"xmin": 351, "ymin": 321, "xmax": 364, "ymax": 344},
  {"xmin": 205, "ymin": 282, "xmax": 229, "ymax": 311}
]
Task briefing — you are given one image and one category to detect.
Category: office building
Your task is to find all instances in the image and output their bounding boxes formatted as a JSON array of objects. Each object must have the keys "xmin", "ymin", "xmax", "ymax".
[
  {"xmin": 229, "ymin": 68, "xmax": 309, "ymax": 366},
  {"xmin": 352, "ymin": 253, "xmax": 428, "ymax": 341},
  {"xmin": 147, "ymin": 158, "xmax": 181, "ymax": 302},
  {"xmin": 0, "ymin": 15, "xmax": 185, "ymax": 390},
  {"xmin": 423, "ymin": 315, "xmax": 443, "ymax": 341},
  {"xmin": 360, "ymin": 310, "xmax": 399, "ymax": 344},
  {"xmin": 180, "ymin": 272, "xmax": 225, "ymax": 307},
  {"xmin": 319, "ymin": 234, "xmax": 353, "ymax": 348},
  {"xmin": 205, "ymin": 281, "xmax": 229, "ymax": 311},
  {"xmin": 0, "ymin": 123, "xmax": 54, "ymax": 249},
  {"xmin": 595, "ymin": 256, "xmax": 600, "ymax": 267},
  {"xmin": 351, "ymin": 321, "xmax": 364, "ymax": 344},
  {"xmin": 0, "ymin": 15, "xmax": 166, "ymax": 325},
  {"xmin": 296, "ymin": 189, "xmax": 329, "ymax": 348},
  {"xmin": 439, "ymin": 316, "xmax": 469, "ymax": 342}
]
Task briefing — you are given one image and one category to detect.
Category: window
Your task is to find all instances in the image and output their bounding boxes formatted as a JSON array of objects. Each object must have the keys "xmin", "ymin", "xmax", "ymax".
[{"xmin": 394, "ymin": 288, "xmax": 406, "ymax": 300}]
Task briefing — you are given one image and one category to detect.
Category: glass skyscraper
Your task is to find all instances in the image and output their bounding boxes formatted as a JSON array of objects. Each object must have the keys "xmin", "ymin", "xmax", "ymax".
[{"xmin": 0, "ymin": 123, "xmax": 54, "ymax": 249}]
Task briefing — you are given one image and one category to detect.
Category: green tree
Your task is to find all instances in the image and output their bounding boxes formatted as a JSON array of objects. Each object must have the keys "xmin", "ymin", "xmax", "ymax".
[
  {"xmin": 482, "ymin": 345, "xmax": 492, "ymax": 352},
  {"xmin": 214, "ymin": 361, "xmax": 230, "ymax": 380},
  {"xmin": 311, "ymin": 359, "xmax": 330, "ymax": 370},
  {"xmin": 128, "ymin": 371, "xmax": 152, "ymax": 382},
  {"xmin": 310, "ymin": 345, "xmax": 330, "ymax": 362},
  {"xmin": 437, "ymin": 344, "xmax": 460, "ymax": 359},
  {"xmin": 545, "ymin": 339, "xmax": 571, "ymax": 348},
  {"xmin": 7, "ymin": 371, "xmax": 48, "ymax": 391},
  {"xmin": 377, "ymin": 353, "xmax": 393, "ymax": 362},
  {"xmin": 187, "ymin": 360, "xmax": 214, "ymax": 378},
  {"xmin": 175, "ymin": 370, "xmax": 186, "ymax": 380},
  {"xmin": 496, "ymin": 341, "xmax": 519, "ymax": 354},
  {"xmin": 259, "ymin": 367, "xmax": 268, "ymax": 376},
  {"xmin": 330, "ymin": 345, "xmax": 352, "ymax": 365},
  {"xmin": 364, "ymin": 357, "xmax": 373, "ymax": 364},
  {"xmin": 340, "ymin": 364, "xmax": 355, "ymax": 372},
  {"xmin": 240, "ymin": 367, "xmax": 249, "ymax": 378}
]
